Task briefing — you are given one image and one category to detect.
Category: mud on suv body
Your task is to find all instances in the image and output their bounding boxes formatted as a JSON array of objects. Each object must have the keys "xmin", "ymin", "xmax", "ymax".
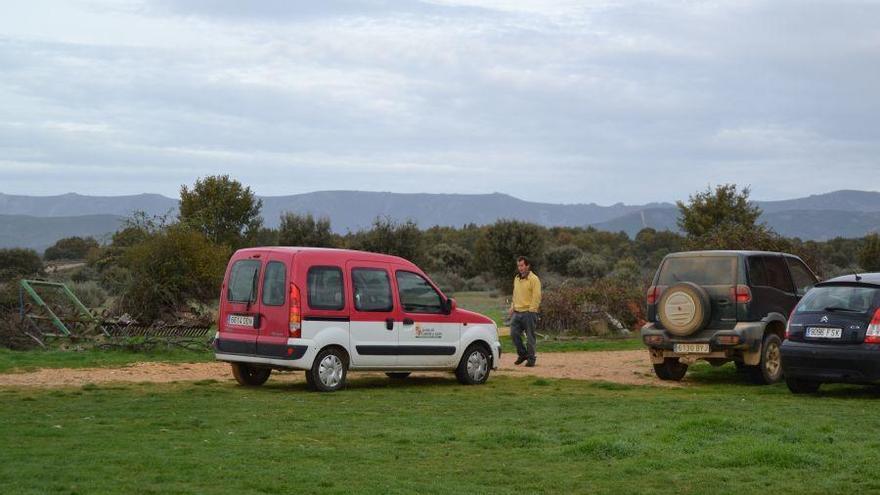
[{"xmin": 640, "ymin": 251, "xmax": 818, "ymax": 384}]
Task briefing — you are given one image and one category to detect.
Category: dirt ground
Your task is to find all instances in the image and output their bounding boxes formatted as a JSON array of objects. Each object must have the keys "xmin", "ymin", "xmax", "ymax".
[{"xmin": 0, "ymin": 350, "xmax": 678, "ymax": 388}]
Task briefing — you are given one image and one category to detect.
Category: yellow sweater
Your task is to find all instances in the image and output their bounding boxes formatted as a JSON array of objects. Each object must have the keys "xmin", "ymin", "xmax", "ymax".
[{"xmin": 512, "ymin": 271, "xmax": 542, "ymax": 312}]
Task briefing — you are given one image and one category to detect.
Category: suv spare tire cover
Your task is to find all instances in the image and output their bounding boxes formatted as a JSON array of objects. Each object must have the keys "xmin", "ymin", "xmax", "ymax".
[{"xmin": 658, "ymin": 282, "xmax": 712, "ymax": 337}]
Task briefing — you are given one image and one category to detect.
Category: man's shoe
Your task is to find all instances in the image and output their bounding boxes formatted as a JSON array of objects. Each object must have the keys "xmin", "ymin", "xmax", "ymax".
[
  {"xmin": 514, "ymin": 356, "xmax": 528, "ymax": 365},
  {"xmin": 525, "ymin": 360, "xmax": 536, "ymax": 367}
]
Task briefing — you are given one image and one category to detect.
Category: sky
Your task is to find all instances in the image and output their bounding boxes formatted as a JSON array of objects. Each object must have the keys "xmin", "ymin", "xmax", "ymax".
[{"xmin": 1, "ymin": 0, "xmax": 879, "ymax": 205}]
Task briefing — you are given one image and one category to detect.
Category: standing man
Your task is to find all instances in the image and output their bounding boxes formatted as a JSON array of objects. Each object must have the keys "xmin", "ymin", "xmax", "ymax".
[{"xmin": 509, "ymin": 256, "xmax": 541, "ymax": 367}]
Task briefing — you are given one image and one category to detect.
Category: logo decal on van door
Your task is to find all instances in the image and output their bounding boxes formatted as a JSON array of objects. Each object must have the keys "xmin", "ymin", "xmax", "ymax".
[{"xmin": 414, "ymin": 324, "xmax": 442, "ymax": 339}]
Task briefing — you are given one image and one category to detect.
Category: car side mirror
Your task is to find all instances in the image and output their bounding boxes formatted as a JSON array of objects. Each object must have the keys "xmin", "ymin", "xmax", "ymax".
[{"xmin": 444, "ymin": 298, "xmax": 456, "ymax": 314}]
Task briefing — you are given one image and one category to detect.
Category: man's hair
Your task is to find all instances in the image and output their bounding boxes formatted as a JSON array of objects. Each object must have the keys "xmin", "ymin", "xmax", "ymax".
[{"xmin": 516, "ymin": 256, "xmax": 530, "ymax": 266}]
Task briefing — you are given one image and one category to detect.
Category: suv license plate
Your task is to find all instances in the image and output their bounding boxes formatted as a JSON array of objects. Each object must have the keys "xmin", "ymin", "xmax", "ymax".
[
  {"xmin": 674, "ymin": 343, "xmax": 710, "ymax": 354},
  {"xmin": 227, "ymin": 314, "xmax": 255, "ymax": 327},
  {"xmin": 806, "ymin": 327, "xmax": 842, "ymax": 339}
]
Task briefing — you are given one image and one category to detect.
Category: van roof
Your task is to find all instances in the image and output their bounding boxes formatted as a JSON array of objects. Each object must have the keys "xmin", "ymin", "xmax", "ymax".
[{"xmin": 233, "ymin": 246, "xmax": 420, "ymax": 270}]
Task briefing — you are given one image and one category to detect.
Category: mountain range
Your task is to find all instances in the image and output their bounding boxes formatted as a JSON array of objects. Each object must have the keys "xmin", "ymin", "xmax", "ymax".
[{"xmin": 1, "ymin": 190, "xmax": 879, "ymax": 251}]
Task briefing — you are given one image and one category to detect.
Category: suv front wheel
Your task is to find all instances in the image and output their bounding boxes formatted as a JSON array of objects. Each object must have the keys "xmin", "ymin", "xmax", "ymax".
[
  {"xmin": 747, "ymin": 333, "xmax": 783, "ymax": 385},
  {"xmin": 653, "ymin": 358, "xmax": 688, "ymax": 381}
]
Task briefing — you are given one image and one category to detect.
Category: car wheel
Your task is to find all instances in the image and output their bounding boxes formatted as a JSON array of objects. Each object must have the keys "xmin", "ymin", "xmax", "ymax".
[
  {"xmin": 231, "ymin": 363, "xmax": 271, "ymax": 387},
  {"xmin": 748, "ymin": 334, "xmax": 784, "ymax": 385},
  {"xmin": 456, "ymin": 344, "xmax": 491, "ymax": 385},
  {"xmin": 308, "ymin": 347, "xmax": 348, "ymax": 392},
  {"xmin": 653, "ymin": 358, "xmax": 688, "ymax": 381},
  {"xmin": 386, "ymin": 372, "xmax": 411, "ymax": 379},
  {"xmin": 786, "ymin": 377, "xmax": 821, "ymax": 394},
  {"xmin": 304, "ymin": 370, "xmax": 316, "ymax": 390}
]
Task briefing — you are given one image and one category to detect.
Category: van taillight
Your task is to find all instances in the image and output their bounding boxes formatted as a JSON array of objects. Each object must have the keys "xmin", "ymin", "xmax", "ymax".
[
  {"xmin": 734, "ymin": 285, "xmax": 752, "ymax": 304},
  {"xmin": 646, "ymin": 286, "xmax": 665, "ymax": 305},
  {"xmin": 864, "ymin": 308, "xmax": 880, "ymax": 344},
  {"xmin": 289, "ymin": 283, "xmax": 302, "ymax": 338}
]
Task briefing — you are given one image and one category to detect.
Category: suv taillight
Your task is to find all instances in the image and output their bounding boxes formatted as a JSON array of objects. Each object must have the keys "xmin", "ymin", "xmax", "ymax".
[
  {"xmin": 646, "ymin": 285, "xmax": 666, "ymax": 305},
  {"xmin": 734, "ymin": 285, "xmax": 752, "ymax": 304},
  {"xmin": 864, "ymin": 308, "xmax": 880, "ymax": 344},
  {"xmin": 289, "ymin": 283, "xmax": 302, "ymax": 338}
]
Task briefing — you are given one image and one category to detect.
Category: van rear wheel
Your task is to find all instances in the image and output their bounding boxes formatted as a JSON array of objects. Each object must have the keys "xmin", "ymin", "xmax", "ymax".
[
  {"xmin": 231, "ymin": 363, "xmax": 271, "ymax": 387},
  {"xmin": 309, "ymin": 347, "xmax": 348, "ymax": 392}
]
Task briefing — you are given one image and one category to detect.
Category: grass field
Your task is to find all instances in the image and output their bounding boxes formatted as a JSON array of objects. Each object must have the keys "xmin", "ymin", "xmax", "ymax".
[
  {"xmin": 453, "ymin": 291, "xmax": 508, "ymax": 326},
  {"xmin": 2, "ymin": 365, "xmax": 880, "ymax": 494},
  {"xmin": 0, "ymin": 348, "xmax": 212, "ymax": 373}
]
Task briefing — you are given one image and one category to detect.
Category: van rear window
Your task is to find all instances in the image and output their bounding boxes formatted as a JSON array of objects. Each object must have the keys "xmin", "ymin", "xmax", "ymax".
[
  {"xmin": 658, "ymin": 257, "xmax": 736, "ymax": 286},
  {"xmin": 797, "ymin": 286, "xmax": 879, "ymax": 314},
  {"xmin": 228, "ymin": 260, "xmax": 261, "ymax": 303}
]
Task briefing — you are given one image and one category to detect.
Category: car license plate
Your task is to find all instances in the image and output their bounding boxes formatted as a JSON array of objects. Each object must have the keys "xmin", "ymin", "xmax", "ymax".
[
  {"xmin": 806, "ymin": 327, "xmax": 842, "ymax": 339},
  {"xmin": 674, "ymin": 343, "xmax": 710, "ymax": 354},
  {"xmin": 227, "ymin": 314, "xmax": 255, "ymax": 327}
]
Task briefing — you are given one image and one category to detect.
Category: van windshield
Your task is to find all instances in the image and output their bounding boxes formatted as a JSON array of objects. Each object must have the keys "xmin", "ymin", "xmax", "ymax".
[
  {"xmin": 657, "ymin": 257, "xmax": 736, "ymax": 286},
  {"xmin": 797, "ymin": 285, "xmax": 879, "ymax": 314},
  {"xmin": 228, "ymin": 260, "xmax": 261, "ymax": 303}
]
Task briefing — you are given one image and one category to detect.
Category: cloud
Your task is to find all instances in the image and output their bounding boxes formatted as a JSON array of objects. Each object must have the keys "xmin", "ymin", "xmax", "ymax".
[{"xmin": 0, "ymin": 0, "xmax": 878, "ymax": 204}]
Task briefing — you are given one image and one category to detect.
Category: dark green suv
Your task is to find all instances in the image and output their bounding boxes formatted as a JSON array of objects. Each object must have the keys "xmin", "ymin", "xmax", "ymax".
[{"xmin": 640, "ymin": 251, "xmax": 819, "ymax": 383}]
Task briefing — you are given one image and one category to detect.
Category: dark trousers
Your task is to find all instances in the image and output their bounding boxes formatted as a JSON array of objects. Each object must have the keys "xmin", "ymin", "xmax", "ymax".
[{"xmin": 510, "ymin": 311, "xmax": 537, "ymax": 360}]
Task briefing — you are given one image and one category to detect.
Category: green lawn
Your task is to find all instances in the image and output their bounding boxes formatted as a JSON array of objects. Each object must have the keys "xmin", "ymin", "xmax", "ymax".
[
  {"xmin": 0, "ymin": 348, "xmax": 212, "ymax": 373},
  {"xmin": 500, "ymin": 335, "xmax": 642, "ymax": 354},
  {"xmin": 453, "ymin": 290, "xmax": 507, "ymax": 326},
  {"xmin": 2, "ymin": 368, "xmax": 880, "ymax": 494}
]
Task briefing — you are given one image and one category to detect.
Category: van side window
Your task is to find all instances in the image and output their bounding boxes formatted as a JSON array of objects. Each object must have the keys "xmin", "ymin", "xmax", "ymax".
[
  {"xmin": 762, "ymin": 256, "xmax": 794, "ymax": 293},
  {"xmin": 396, "ymin": 271, "xmax": 443, "ymax": 314},
  {"xmin": 308, "ymin": 266, "xmax": 344, "ymax": 310},
  {"xmin": 352, "ymin": 268, "xmax": 393, "ymax": 312},
  {"xmin": 228, "ymin": 259, "xmax": 261, "ymax": 303},
  {"xmin": 262, "ymin": 261, "xmax": 286, "ymax": 306}
]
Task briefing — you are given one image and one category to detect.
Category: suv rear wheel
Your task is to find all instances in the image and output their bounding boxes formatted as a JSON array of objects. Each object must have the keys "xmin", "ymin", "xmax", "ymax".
[
  {"xmin": 231, "ymin": 363, "xmax": 271, "ymax": 387},
  {"xmin": 747, "ymin": 333, "xmax": 783, "ymax": 385},
  {"xmin": 653, "ymin": 358, "xmax": 688, "ymax": 381}
]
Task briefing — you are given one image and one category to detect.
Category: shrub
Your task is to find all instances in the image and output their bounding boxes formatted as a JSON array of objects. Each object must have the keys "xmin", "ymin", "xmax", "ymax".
[
  {"xmin": 0, "ymin": 248, "xmax": 43, "ymax": 283},
  {"xmin": 859, "ymin": 234, "xmax": 880, "ymax": 272},
  {"xmin": 348, "ymin": 217, "xmax": 424, "ymax": 263},
  {"xmin": 43, "ymin": 236, "xmax": 99, "ymax": 261},
  {"xmin": 545, "ymin": 244, "xmax": 583, "ymax": 275},
  {"xmin": 537, "ymin": 278, "xmax": 644, "ymax": 335},
  {"xmin": 69, "ymin": 281, "xmax": 109, "ymax": 309},
  {"xmin": 426, "ymin": 243, "xmax": 472, "ymax": 276},
  {"xmin": 476, "ymin": 220, "xmax": 546, "ymax": 292},
  {"xmin": 278, "ymin": 212, "xmax": 337, "ymax": 247},
  {"xmin": 566, "ymin": 254, "xmax": 609, "ymax": 281}
]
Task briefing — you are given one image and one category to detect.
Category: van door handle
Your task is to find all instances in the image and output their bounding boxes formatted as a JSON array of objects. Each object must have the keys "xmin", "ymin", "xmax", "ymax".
[
  {"xmin": 403, "ymin": 318, "xmax": 414, "ymax": 326},
  {"xmin": 385, "ymin": 318, "xmax": 395, "ymax": 331}
]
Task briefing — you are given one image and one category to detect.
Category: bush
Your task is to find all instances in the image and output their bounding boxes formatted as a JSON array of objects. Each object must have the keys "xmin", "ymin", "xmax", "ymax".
[
  {"xmin": 538, "ymin": 278, "xmax": 644, "ymax": 335},
  {"xmin": 44, "ymin": 236, "xmax": 99, "ymax": 261},
  {"xmin": 545, "ymin": 244, "xmax": 584, "ymax": 275},
  {"xmin": 426, "ymin": 243, "xmax": 472, "ymax": 276},
  {"xmin": 278, "ymin": 212, "xmax": 337, "ymax": 247},
  {"xmin": 859, "ymin": 234, "xmax": 880, "ymax": 272},
  {"xmin": 69, "ymin": 281, "xmax": 109, "ymax": 309},
  {"xmin": 566, "ymin": 254, "xmax": 609, "ymax": 281},
  {"xmin": 0, "ymin": 248, "xmax": 43, "ymax": 282},
  {"xmin": 476, "ymin": 220, "xmax": 546, "ymax": 292},
  {"xmin": 348, "ymin": 217, "xmax": 424, "ymax": 263},
  {"xmin": 428, "ymin": 272, "xmax": 468, "ymax": 294}
]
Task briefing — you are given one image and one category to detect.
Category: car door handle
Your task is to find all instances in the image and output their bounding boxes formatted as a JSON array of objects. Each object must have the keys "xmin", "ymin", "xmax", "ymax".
[
  {"xmin": 385, "ymin": 318, "xmax": 395, "ymax": 331},
  {"xmin": 403, "ymin": 318, "xmax": 414, "ymax": 326}
]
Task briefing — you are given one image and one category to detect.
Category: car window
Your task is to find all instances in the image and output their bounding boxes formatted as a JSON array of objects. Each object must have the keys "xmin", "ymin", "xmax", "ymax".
[
  {"xmin": 747, "ymin": 256, "xmax": 768, "ymax": 287},
  {"xmin": 786, "ymin": 258, "xmax": 817, "ymax": 296},
  {"xmin": 762, "ymin": 256, "xmax": 794, "ymax": 293},
  {"xmin": 657, "ymin": 257, "xmax": 736, "ymax": 286},
  {"xmin": 352, "ymin": 268, "xmax": 393, "ymax": 312},
  {"xmin": 308, "ymin": 266, "xmax": 344, "ymax": 310},
  {"xmin": 797, "ymin": 286, "xmax": 879, "ymax": 314},
  {"xmin": 396, "ymin": 271, "xmax": 444, "ymax": 314},
  {"xmin": 228, "ymin": 259, "xmax": 261, "ymax": 303},
  {"xmin": 261, "ymin": 261, "xmax": 286, "ymax": 306}
]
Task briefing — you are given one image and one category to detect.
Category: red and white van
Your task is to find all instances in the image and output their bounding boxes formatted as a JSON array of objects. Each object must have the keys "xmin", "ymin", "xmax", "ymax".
[{"xmin": 213, "ymin": 247, "xmax": 501, "ymax": 391}]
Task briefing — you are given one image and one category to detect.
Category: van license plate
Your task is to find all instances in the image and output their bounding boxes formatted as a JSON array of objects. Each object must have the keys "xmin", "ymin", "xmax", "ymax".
[
  {"xmin": 227, "ymin": 314, "xmax": 255, "ymax": 327},
  {"xmin": 806, "ymin": 327, "xmax": 842, "ymax": 339},
  {"xmin": 674, "ymin": 343, "xmax": 710, "ymax": 354}
]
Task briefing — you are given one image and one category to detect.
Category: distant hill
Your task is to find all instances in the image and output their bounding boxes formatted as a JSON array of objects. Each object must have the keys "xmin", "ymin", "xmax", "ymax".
[{"xmin": 1, "ymin": 190, "xmax": 879, "ymax": 250}]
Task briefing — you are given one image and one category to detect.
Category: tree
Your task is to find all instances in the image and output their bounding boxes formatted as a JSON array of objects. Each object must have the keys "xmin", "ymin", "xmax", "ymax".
[
  {"xmin": 43, "ymin": 236, "xmax": 99, "ymax": 261},
  {"xmin": 476, "ymin": 220, "xmax": 546, "ymax": 292},
  {"xmin": 677, "ymin": 184, "xmax": 762, "ymax": 238},
  {"xmin": 545, "ymin": 244, "xmax": 584, "ymax": 275},
  {"xmin": 349, "ymin": 217, "xmax": 423, "ymax": 262},
  {"xmin": 179, "ymin": 175, "xmax": 263, "ymax": 248},
  {"xmin": 859, "ymin": 234, "xmax": 880, "ymax": 272},
  {"xmin": 278, "ymin": 213, "xmax": 336, "ymax": 247},
  {"xmin": 0, "ymin": 248, "xmax": 43, "ymax": 282},
  {"xmin": 426, "ymin": 243, "xmax": 472, "ymax": 275},
  {"xmin": 566, "ymin": 253, "xmax": 609, "ymax": 281}
]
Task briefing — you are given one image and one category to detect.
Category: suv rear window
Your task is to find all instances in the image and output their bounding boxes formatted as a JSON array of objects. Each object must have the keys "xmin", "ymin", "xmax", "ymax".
[
  {"xmin": 658, "ymin": 257, "xmax": 736, "ymax": 286},
  {"xmin": 228, "ymin": 259, "xmax": 261, "ymax": 303},
  {"xmin": 797, "ymin": 286, "xmax": 879, "ymax": 314}
]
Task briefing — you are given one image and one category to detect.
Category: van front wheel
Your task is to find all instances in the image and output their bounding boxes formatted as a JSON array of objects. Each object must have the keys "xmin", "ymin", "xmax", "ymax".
[
  {"xmin": 309, "ymin": 347, "xmax": 348, "ymax": 392},
  {"xmin": 456, "ymin": 345, "xmax": 491, "ymax": 385},
  {"xmin": 231, "ymin": 363, "xmax": 271, "ymax": 387}
]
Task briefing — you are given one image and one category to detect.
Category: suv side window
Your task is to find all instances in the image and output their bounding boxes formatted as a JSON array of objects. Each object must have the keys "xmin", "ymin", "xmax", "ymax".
[
  {"xmin": 307, "ymin": 266, "xmax": 344, "ymax": 310},
  {"xmin": 261, "ymin": 261, "xmax": 286, "ymax": 306},
  {"xmin": 352, "ymin": 268, "xmax": 393, "ymax": 312},
  {"xmin": 228, "ymin": 259, "xmax": 261, "ymax": 303},
  {"xmin": 396, "ymin": 271, "xmax": 444, "ymax": 314},
  {"xmin": 762, "ymin": 256, "xmax": 794, "ymax": 293},
  {"xmin": 786, "ymin": 258, "xmax": 818, "ymax": 296},
  {"xmin": 747, "ymin": 256, "xmax": 768, "ymax": 287}
]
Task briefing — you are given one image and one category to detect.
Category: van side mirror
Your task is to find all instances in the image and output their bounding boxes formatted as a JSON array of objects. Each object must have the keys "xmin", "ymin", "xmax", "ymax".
[{"xmin": 444, "ymin": 298, "xmax": 456, "ymax": 314}]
